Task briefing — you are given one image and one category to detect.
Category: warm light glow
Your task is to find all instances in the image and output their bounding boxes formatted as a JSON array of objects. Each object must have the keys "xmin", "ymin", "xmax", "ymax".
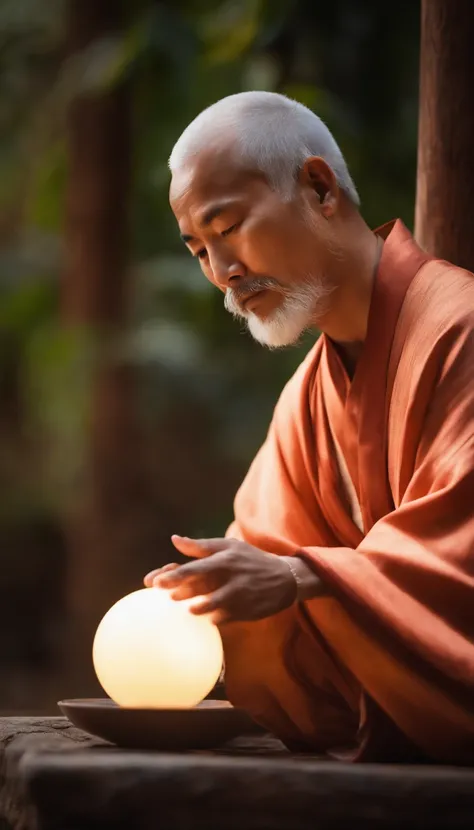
[{"xmin": 92, "ymin": 588, "xmax": 223, "ymax": 709}]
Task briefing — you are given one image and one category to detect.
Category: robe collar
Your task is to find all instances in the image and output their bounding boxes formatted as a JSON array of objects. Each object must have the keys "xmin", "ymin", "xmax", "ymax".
[{"xmin": 320, "ymin": 219, "xmax": 430, "ymax": 532}]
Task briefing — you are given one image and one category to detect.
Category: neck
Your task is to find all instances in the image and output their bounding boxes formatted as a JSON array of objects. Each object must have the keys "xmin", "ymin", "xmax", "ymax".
[{"xmin": 315, "ymin": 217, "xmax": 382, "ymax": 349}]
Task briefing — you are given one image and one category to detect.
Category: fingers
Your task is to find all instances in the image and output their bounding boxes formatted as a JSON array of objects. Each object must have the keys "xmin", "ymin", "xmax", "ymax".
[
  {"xmin": 145, "ymin": 535, "xmax": 239, "ymax": 596},
  {"xmin": 189, "ymin": 586, "xmax": 232, "ymax": 621},
  {"xmin": 143, "ymin": 563, "xmax": 178, "ymax": 587},
  {"xmin": 171, "ymin": 535, "xmax": 232, "ymax": 558},
  {"xmin": 146, "ymin": 536, "xmax": 235, "ymax": 587},
  {"xmin": 145, "ymin": 556, "xmax": 236, "ymax": 624},
  {"xmin": 155, "ymin": 555, "xmax": 218, "ymax": 589},
  {"xmin": 169, "ymin": 577, "xmax": 209, "ymax": 602}
]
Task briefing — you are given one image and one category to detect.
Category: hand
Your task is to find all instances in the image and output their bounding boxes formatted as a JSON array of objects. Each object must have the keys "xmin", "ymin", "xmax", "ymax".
[{"xmin": 143, "ymin": 536, "xmax": 298, "ymax": 624}]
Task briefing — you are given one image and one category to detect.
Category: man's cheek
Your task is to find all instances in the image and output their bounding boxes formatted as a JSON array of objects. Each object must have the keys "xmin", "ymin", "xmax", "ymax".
[{"xmin": 241, "ymin": 232, "xmax": 278, "ymax": 276}]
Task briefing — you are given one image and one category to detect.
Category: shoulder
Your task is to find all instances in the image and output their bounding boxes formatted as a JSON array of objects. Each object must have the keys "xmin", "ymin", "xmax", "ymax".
[
  {"xmin": 391, "ymin": 259, "xmax": 474, "ymax": 450},
  {"xmin": 388, "ymin": 261, "xmax": 474, "ymax": 495},
  {"xmin": 390, "ymin": 257, "xmax": 474, "ymax": 411},
  {"xmin": 404, "ymin": 258, "xmax": 474, "ymax": 337},
  {"xmin": 393, "ymin": 259, "xmax": 474, "ymax": 384}
]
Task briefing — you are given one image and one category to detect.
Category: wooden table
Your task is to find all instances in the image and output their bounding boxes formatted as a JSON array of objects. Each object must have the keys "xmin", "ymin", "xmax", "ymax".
[{"xmin": 2, "ymin": 717, "xmax": 474, "ymax": 830}]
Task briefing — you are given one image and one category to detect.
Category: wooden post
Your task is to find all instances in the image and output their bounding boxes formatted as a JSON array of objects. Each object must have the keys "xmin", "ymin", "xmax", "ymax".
[
  {"xmin": 63, "ymin": 0, "xmax": 131, "ymax": 327},
  {"xmin": 415, "ymin": 0, "xmax": 474, "ymax": 270},
  {"xmin": 60, "ymin": 0, "xmax": 151, "ymax": 695}
]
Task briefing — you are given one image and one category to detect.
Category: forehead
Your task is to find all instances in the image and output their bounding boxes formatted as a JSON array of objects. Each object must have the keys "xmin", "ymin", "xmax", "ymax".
[{"xmin": 170, "ymin": 148, "xmax": 265, "ymax": 222}]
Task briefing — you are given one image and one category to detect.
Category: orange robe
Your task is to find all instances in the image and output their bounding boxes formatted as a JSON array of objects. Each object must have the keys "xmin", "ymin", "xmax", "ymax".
[{"xmin": 223, "ymin": 220, "xmax": 474, "ymax": 764}]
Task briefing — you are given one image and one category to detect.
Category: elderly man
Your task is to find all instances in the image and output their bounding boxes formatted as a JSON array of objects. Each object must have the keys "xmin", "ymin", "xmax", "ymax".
[{"xmin": 145, "ymin": 91, "xmax": 474, "ymax": 764}]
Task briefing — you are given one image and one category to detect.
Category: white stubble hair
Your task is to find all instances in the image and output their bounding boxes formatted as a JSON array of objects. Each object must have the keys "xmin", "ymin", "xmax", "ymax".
[{"xmin": 225, "ymin": 277, "xmax": 334, "ymax": 349}]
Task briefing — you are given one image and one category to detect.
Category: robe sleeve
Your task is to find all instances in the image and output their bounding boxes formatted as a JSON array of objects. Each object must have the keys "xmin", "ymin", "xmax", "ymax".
[{"xmin": 300, "ymin": 325, "xmax": 474, "ymax": 763}]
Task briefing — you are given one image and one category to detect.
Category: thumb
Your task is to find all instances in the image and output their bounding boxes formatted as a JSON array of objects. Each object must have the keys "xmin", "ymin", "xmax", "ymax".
[{"xmin": 171, "ymin": 535, "xmax": 228, "ymax": 559}]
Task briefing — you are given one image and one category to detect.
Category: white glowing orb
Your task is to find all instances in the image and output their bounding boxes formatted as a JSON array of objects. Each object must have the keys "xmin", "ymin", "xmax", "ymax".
[{"xmin": 92, "ymin": 588, "xmax": 223, "ymax": 709}]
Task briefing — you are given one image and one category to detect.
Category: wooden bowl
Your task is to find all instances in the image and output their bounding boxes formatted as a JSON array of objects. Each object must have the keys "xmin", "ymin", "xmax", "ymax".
[{"xmin": 58, "ymin": 698, "xmax": 262, "ymax": 750}]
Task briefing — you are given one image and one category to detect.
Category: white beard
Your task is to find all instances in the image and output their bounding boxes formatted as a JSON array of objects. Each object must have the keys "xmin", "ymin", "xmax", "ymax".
[{"xmin": 225, "ymin": 278, "xmax": 333, "ymax": 349}]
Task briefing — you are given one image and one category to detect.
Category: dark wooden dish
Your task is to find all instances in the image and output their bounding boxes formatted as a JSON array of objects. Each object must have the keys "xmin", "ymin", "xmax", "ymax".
[{"xmin": 58, "ymin": 698, "xmax": 262, "ymax": 750}]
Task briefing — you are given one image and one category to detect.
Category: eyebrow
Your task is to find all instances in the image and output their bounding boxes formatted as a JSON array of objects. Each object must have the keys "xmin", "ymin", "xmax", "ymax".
[{"xmin": 180, "ymin": 203, "xmax": 234, "ymax": 244}]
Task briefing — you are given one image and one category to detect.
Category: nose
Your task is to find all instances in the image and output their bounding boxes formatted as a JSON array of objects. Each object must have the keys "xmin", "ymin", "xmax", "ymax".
[{"xmin": 207, "ymin": 248, "xmax": 246, "ymax": 289}]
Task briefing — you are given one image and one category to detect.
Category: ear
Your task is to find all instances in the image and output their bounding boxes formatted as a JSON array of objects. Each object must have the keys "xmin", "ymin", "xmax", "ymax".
[{"xmin": 298, "ymin": 157, "xmax": 338, "ymax": 218}]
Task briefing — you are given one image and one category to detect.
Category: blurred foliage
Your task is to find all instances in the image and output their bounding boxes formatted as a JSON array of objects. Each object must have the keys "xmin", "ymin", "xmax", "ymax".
[{"xmin": 0, "ymin": 0, "xmax": 420, "ymax": 534}]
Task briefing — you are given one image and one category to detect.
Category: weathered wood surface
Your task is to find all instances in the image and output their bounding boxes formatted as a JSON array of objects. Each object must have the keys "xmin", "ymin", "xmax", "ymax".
[
  {"xmin": 0, "ymin": 717, "xmax": 102, "ymax": 830},
  {"xmin": 3, "ymin": 717, "xmax": 474, "ymax": 830}
]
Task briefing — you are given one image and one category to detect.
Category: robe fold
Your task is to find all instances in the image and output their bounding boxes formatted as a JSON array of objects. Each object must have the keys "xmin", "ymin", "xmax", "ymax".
[{"xmin": 223, "ymin": 219, "xmax": 474, "ymax": 764}]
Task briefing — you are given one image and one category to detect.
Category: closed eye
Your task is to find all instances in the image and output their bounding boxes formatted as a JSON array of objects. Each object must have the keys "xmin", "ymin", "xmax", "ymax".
[
  {"xmin": 194, "ymin": 224, "xmax": 238, "ymax": 259},
  {"xmin": 221, "ymin": 224, "xmax": 238, "ymax": 237}
]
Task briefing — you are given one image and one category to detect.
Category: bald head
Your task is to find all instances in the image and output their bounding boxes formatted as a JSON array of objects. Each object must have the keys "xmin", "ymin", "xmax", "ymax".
[
  {"xmin": 169, "ymin": 91, "xmax": 359, "ymax": 206},
  {"xmin": 168, "ymin": 92, "xmax": 376, "ymax": 351}
]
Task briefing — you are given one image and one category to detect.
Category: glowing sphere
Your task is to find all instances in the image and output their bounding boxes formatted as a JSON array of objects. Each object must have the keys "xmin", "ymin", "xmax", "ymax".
[{"xmin": 92, "ymin": 588, "xmax": 223, "ymax": 709}]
